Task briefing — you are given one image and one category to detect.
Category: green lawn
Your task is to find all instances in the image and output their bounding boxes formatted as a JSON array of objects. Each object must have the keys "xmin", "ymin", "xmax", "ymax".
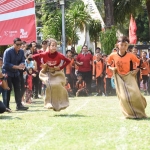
[{"xmin": 0, "ymin": 95, "xmax": 150, "ymax": 150}]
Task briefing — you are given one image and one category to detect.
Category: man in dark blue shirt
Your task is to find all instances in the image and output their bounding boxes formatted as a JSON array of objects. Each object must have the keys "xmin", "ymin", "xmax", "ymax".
[{"xmin": 3, "ymin": 37, "xmax": 29, "ymax": 110}]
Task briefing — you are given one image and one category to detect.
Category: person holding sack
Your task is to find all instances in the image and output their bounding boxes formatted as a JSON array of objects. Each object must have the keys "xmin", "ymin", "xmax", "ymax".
[
  {"xmin": 107, "ymin": 36, "xmax": 147, "ymax": 119},
  {"xmin": 32, "ymin": 38, "xmax": 71, "ymax": 111}
]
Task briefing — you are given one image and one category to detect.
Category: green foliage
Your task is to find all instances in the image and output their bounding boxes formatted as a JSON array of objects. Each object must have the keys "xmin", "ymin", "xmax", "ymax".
[
  {"xmin": 89, "ymin": 19, "xmax": 101, "ymax": 48},
  {"xmin": 76, "ymin": 45, "xmax": 82, "ymax": 53},
  {"xmin": 100, "ymin": 26, "xmax": 117, "ymax": 54},
  {"xmin": 113, "ymin": 0, "xmax": 143, "ymax": 24},
  {"xmin": 136, "ymin": 11, "xmax": 149, "ymax": 42}
]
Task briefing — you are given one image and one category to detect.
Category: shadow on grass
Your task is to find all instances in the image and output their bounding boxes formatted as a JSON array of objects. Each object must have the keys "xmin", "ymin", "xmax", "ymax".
[
  {"xmin": 54, "ymin": 114, "xmax": 88, "ymax": 117},
  {"xmin": 32, "ymin": 101, "xmax": 43, "ymax": 104},
  {"xmin": 128, "ymin": 117, "xmax": 150, "ymax": 121},
  {"xmin": 0, "ymin": 115, "xmax": 21, "ymax": 120}
]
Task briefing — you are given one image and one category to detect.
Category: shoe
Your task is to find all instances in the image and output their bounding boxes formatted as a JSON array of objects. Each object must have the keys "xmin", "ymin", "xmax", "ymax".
[
  {"xmin": 94, "ymin": 93, "xmax": 100, "ymax": 96},
  {"xmin": 5, "ymin": 108, "xmax": 12, "ymax": 113},
  {"xmin": 16, "ymin": 105, "xmax": 29, "ymax": 111},
  {"xmin": 34, "ymin": 96, "xmax": 40, "ymax": 99},
  {"xmin": 38, "ymin": 95, "xmax": 42, "ymax": 98},
  {"xmin": 102, "ymin": 93, "xmax": 106, "ymax": 96}
]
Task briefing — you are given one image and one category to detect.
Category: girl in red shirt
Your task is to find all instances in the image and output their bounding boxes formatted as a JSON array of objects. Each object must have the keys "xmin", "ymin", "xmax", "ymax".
[
  {"xmin": 107, "ymin": 36, "xmax": 147, "ymax": 119},
  {"xmin": 25, "ymin": 68, "xmax": 33, "ymax": 104},
  {"xmin": 32, "ymin": 38, "xmax": 71, "ymax": 111}
]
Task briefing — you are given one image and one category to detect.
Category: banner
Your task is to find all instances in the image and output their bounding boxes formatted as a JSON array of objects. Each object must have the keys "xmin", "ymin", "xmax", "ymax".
[
  {"xmin": 0, "ymin": 0, "xmax": 36, "ymax": 45},
  {"xmin": 129, "ymin": 15, "xmax": 137, "ymax": 44}
]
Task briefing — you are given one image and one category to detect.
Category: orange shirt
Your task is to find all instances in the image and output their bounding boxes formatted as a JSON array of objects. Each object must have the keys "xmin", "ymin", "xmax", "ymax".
[
  {"xmin": 93, "ymin": 60, "xmax": 103, "ymax": 78},
  {"xmin": 65, "ymin": 58, "xmax": 74, "ymax": 74},
  {"xmin": 107, "ymin": 52, "xmax": 140, "ymax": 75},
  {"xmin": 93, "ymin": 55, "xmax": 97, "ymax": 61},
  {"xmin": 76, "ymin": 80, "xmax": 86, "ymax": 89},
  {"xmin": 65, "ymin": 83, "xmax": 71, "ymax": 90},
  {"xmin": 141, "ymin": 59, "xmax": 149, "ymax": 75}
]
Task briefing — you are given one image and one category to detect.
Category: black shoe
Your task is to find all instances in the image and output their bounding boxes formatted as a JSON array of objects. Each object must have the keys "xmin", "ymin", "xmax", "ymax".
[
  {"xmin": 16, "ymin": 105, "xmax": 29, "ymax": 111},
  {"xmin": 33, "ymin": 96, "xmax": 40, "ymax": 99}
]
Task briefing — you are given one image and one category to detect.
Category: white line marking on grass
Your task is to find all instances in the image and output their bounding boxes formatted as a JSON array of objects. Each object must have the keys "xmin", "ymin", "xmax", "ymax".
[
  {"xmin": 21, "ymin": 99, "xmax": 90, "ymax": 149},
  {"xmin": 68, "ymin": 98, "xmax": 91, "ymax": 116},
  {"xmin": 21, "ymin": 126, "xmax": 55, "ymax": 150}
]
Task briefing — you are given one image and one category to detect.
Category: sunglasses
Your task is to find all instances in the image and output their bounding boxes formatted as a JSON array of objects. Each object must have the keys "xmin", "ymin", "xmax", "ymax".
[{"xmin": 16, "ymin": 43, "xmax": 22, "ymax": 46}]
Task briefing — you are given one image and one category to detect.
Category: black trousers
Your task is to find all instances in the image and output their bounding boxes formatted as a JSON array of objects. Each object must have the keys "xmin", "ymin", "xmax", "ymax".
[
  {"xmin": 78, "ymin": 71, "xmax": 92, "ymax": 93},
  {"xmin": 38, "ymin": 79, "xmax": 42, "ymax": 95},
  {"xmin": 0, "ymin": 101, "xmax": 6, "ymax": 113},
  {"xmin": 7, "ymin": 75, "xmax": 22, "ymax": 108},
  {"xmin": 106, "ymin": 78, "xmax": 112, "ymax": 94},
  {"xmin": 96, "ymin": 76, "xmax": 105, "ymax": 94},
  {"xmin": 32, "ymin": 73, "xmax": 39, "ymax": 98},
  {"xmin": 20, "ymin": 73, "xmax": 25, "ymax": 98}
]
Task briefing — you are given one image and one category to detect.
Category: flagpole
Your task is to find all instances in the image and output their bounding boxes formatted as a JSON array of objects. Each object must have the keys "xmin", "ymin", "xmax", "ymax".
[{"xmin": 60, "ymin": 0, "xmax": 66, "ymax": 55}]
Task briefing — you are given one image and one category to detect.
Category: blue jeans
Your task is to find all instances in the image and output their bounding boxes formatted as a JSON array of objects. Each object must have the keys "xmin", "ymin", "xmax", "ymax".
[{"xmin": 0, "ymin": 86, "xmax": 7, "ymax": 107}]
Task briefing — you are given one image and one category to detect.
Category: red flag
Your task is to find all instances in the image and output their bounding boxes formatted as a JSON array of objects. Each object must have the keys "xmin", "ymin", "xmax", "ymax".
[
  {"xmin": 0, "ymin": 0, "xmax": 36, "ymax": 45},
  {"xmin": 129, "ymin": 15, "xmax": 137, "ymax": 44}
]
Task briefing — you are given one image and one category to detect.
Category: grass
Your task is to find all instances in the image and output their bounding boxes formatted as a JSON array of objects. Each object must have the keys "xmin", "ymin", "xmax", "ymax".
[{"xmin": 0, "ymin": 95, "xmax": 150, "ymax": 150}]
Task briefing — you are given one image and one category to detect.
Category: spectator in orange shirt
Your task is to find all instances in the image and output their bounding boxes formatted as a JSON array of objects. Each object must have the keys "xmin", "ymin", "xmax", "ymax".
[
  {"xmin": 93, "ymin": 47, "xmax": 101, "ymax": 61},
  {"xmin": 75, "ymin": 74, "xmax": 88, "ymax": 97},
  {"xmin": 132, "ymin": 46, "xmax": 141, "ymax": 88},
  {"xmin": 65, "ymin": 77, "xmax": 74, "ymax": 97},
  {"xmin": 141, "ymin": 51, "xmax": 149, "ymax": 95},
  {"xmin": 65, "ymin": 50, "xmax": 75, "ymax": 89},
  {"xmin": 105, "ymin": 56, "xmax": 114, "ymax": 96},
  {"xmin": 92, "ymin": 53, "xmax": 105, "ymax": 96}
]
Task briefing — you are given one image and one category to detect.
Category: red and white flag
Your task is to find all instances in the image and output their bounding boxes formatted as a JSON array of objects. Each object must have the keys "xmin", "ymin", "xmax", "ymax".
[
  {"xmin": 129, "ymin": 14, "xmax": 137, "ymax": 44},
  {"xmin": 0, "ymin": 0, "xmax": 36, "ymax": 45}
]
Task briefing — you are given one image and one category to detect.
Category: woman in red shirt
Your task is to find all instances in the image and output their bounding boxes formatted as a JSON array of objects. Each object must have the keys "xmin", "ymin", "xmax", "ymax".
[
  {"xmin": 107, "ymin": 36, "xmax": 147, "ymax": 119},
  {"xmin": 32, "ymin": 38, "xmax": 71, "ymax": 111}
]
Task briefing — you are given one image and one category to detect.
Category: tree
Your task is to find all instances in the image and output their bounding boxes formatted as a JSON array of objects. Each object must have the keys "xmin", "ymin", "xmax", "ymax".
[
  {"xmin": 113, "ymin": 0, "xmax": 150, "ymax": 41},
  {"xmin": 67, "ymin": 1, "xmax": 91, "ymax": 46},
  {"xmin": 100, "ymin": 26, "xmax": 117, "ymax": 54},
  {"xmin": 89, "ymin": 19, "xmax": 101, "ymax": 48}
]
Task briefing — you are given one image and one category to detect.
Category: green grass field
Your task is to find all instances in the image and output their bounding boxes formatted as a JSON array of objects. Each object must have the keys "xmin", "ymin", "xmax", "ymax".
[{"xmin": 0, "ymin": 95, "xmax": 150, "ymax": 150}]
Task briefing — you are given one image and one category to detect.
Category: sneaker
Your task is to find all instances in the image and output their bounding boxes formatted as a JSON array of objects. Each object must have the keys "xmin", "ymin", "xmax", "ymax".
[
  {"xmin": 38, "ymin": 95, "xmax": 42, "ymax": 98},
  {"xmin": 102, "ymin": 93, "xmax": 106, "ymax": 96},
  {"xmin": 94, "ymin": 93, "xmax": 100, "ymax": 96},
  {"xmin": 16, "ymin": 105, "xmax": 29, "ymax": 111}
]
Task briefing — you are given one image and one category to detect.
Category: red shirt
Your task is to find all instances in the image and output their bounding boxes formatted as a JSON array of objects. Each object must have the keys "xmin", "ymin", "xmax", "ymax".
[
  {"xmin": 32, "ymin": 51, "xmax": 71, "ymax": 70},
  {"xmin": 76, "ymin": 53, "xmax": 93, "ymax": 72},
  {"xmin": 27, "ymin": 74, "xmax": 32, "ymax": 90}
]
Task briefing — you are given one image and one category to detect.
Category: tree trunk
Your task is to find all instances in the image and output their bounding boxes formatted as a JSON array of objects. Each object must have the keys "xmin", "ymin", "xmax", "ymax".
[
  {"xmin": 95, "ymin": 37, "xmax": 97, "ymax": 50},
  {"xmin": 104, "ymin": 0, "xmax": 114, "ymax": 28},
  {"xmin": 146, "ymin": 0, "xmax": 150, "ymax": 39}
]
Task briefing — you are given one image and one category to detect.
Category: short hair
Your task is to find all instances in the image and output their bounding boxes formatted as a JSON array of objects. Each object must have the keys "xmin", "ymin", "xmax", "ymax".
[
  {"xmin": 13, "ymin": 38, "xmax": 22, "ymax": 43},
  {"xmin": 95, "ymin": 47, "xmax": 101, "ymax": 51},
  {"xmin": 22, "ymin": 41, "xmax": 26, "ymax": 45},
  {"xmin": 42, "ymin": 40, "xmax": 48, "ymax": 45},
  {"xmin": 142, "ymin": 51, "xmax": 147, "ymax": 55},
  {"xmin": 66, "ymin": 50, "xmax": 72, "ymax": 54},
  {"xmin": 47, "ymin": 38, "xmax": 57, "ymax": 46},
  {"xmin": 82, "ymin": 45, "xmax": 88, "ymax": 49},
  {"xmin": 117, "ymin": 36, "xmax": 129, "ymax": 43},
  {"xmin": 77, "ymin": 73, "xmax": 82, "ymax": 77}
]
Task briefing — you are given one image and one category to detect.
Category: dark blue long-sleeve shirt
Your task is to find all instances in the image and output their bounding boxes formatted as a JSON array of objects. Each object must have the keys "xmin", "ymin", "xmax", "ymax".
[{"xmin": 2, "ymin": 47, "xmax": 25, "ymax": 77}]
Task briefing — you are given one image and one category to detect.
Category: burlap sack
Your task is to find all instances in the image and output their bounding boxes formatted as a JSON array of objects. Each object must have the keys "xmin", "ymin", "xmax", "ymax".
[
  {"xmin": 113, "ymin": 72, "xmax": 147, "ymax": 119},
  {"xmin": 39, "ymin": 67, "xmax": 69, "ymax": 111}
]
